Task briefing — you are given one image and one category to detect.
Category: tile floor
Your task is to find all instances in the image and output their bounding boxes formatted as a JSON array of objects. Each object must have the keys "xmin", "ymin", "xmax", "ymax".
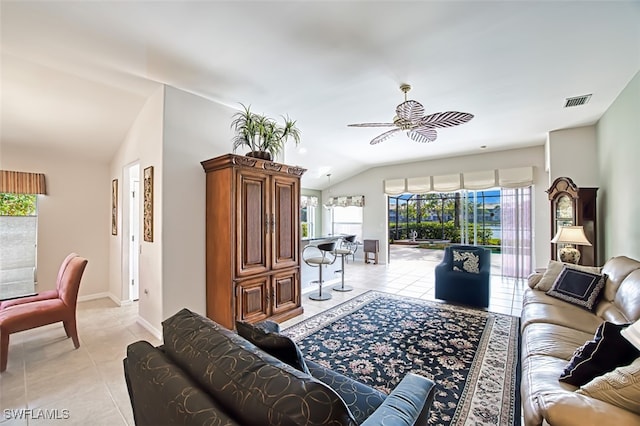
[{"xmin": 0, "ymin": 246, "xmax": 526, "ymax": 425}]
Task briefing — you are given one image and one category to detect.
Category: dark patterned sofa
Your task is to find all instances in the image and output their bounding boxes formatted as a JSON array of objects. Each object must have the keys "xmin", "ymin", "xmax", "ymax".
[{"xmin": 123, "ymin": 308, "xmax": 436, "ymax": 426}]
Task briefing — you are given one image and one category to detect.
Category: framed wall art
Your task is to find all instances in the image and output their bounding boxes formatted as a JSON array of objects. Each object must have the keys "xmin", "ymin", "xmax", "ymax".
[
  {"xmin": 111, "ymin": 179, "xmax": 118, "ymax": 235},
  {"xmin": 143, "ymin": 166, "xmax": 154, "ymax": 242}
]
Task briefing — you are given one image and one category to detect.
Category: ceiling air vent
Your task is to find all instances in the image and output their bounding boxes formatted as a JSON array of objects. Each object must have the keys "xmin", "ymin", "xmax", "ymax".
[{"xmin": 564, "ymin": 94, "xmax": 592, "ymax": 108}]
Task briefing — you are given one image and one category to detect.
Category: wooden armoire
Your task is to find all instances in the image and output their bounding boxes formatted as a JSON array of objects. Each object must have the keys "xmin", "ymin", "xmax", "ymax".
[
  {"xmin": 547, "ymin": 176, "xmax": 598, "ymax": 266},
  {"xmin": 201, "ymin": 154, "xmax": 306, "ymax": 330}
]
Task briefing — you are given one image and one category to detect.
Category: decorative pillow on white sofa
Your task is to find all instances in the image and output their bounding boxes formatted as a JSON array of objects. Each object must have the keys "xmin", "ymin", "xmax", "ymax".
[
  {"xmin": 546, "ymin": 267, "xmax": 606, "ymax": 311},
  {"xmin": 535, "ymin": 260, "xmax": 601, "ymax": 292},
  {"xmin": 576, "ymin": 357, "xmax": 640, "ymax": 415},
  {"xmin": 560, "ymin": 322, "xmax": 639, "ymax": 386}
]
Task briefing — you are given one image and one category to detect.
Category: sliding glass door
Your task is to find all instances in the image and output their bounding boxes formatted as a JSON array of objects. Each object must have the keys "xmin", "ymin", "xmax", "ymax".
[{"xmin": 388, "ymin": 187, "xmax": 532, "ymax": 278}]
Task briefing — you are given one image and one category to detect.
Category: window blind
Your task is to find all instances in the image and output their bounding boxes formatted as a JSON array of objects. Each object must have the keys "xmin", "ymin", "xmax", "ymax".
[{"xmin": 384, "ymin": 166, "xmax": 534, "ymax": 194}]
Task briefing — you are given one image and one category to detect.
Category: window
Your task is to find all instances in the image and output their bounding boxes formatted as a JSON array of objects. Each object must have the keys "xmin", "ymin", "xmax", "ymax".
[
  {"xmin": 0, "ymin": 193, "xmax": 38, "ymax": 299},
  {"xmin": 388, "ymin": 190, "xmax": 501, "ymax": 245},
  {"xmin": 301, "ymin": 195, "xmax": 318, "ymax": 238},
  {"xmin": 0, "ymin": 170, "xmax": 46, "ymax": 300},
  {"xmin": 332, "ymin": 206, "xmax": 363, "ymax": 241},
  {"xmin": 387, "ymin": 187, "xmax": 532, "ymax": 278}
]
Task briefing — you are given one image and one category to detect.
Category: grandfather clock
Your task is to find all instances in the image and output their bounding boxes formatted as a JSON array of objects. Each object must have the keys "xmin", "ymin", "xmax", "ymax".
[{"xmin": 547, "ymin": 177, "xmax": 598, "ymax": 266}]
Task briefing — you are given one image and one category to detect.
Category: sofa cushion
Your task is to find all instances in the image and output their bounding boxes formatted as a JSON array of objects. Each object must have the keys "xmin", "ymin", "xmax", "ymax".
[
  {"xmin": 593, "ymin": 299, "xmax": 631, "ymax": 325},
  {"xmin": 520, "ymin": 293, "xmax": 603, "ymax": 334},
  {"xmin": 546, "ymin": 267, "xmax": 606, "ymax": 311},
  {"xmin": 124, "ymin": 341, "xmax": 241, "ymax": 426},
  {"xmin": 601, "ymin": 256, "xmax": 640, "ymax": 302},
  {"xmin": 236, "ymin": 320, "xmax": 310, "ymax": 374},
  {"xmin": 614, "ymin": 269, "xmax": 640, "ymax": 322},
  {"xmin": 576, "ymin": 357, "xmax": 640, "ymax": 415},
  {"xmin": 560, "ymin": 322, "xmax": 640, "ymax": 386},
  {"xmin": 520, "ymin": 354, "xmax": 577, "ymax": 426},
  {"xmin": 521, "ymin": 323, "xmax": 594, "ymax": 361},
  {"xmin": 535, "ymin": 260, "xmax": 601, "ymax": 292},
  {"xmin": 306, "ymin": 359, "xmax": 386, "ymax": 424},
  {"xmin": 163, "ymin": 309, "xmax": 356, "ymax": 426}
]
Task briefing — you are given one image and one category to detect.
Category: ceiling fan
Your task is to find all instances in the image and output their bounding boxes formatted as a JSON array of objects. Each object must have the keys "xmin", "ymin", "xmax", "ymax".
[{"xmin": 348, "ymin": 84, "xmax": 474, "ymax": 145}]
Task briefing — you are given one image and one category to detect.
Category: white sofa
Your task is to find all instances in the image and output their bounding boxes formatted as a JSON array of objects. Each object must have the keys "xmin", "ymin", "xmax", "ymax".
[{"xmin": 521, "ymin": 256, "xmax": 640, "ymax": 426}]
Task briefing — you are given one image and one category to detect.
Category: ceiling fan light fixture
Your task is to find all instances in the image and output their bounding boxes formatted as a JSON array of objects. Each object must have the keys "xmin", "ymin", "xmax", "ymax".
[{"xmin": 348, "ymin": 84, "xmax": 474, "ymax": 145}]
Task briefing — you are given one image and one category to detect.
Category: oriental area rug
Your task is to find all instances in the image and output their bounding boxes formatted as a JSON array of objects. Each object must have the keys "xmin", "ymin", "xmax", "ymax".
[{"xmin": 283, "ymin": 291, "xmax": 521, "ymax": 426}]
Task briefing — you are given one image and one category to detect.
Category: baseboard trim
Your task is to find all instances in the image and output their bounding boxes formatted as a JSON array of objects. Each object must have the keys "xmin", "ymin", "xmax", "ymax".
[
  {"xmin": 76, "ymin": 292, "xmax": 133, "ymax": 306},
  {"xmin": 77, "ymin": 292, "xmax": 111, "ymax": 303},
  {"xmin": 137, "ymin": 315, "xmax": 162, "ymax": 340},
  {"xmin": 108, "ymin": 293, "xmax": 133, "ymax": 306}
]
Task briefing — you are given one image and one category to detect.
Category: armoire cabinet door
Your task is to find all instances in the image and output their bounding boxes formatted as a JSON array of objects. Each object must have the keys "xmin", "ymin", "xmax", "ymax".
[
  {"xmin": 236, "ymin": 169, "xmax": 270, "ymax": 277},
  {"xmin": 271, "ymin": 175, "xmax": 300, "ymax": 270},
  {"xmin": 236, "ymin": 276, "xmax": 270, "ymax": 324},
  {"xmin": 271, "ymin": 269, "xmax": 299, "ymax": 316}
]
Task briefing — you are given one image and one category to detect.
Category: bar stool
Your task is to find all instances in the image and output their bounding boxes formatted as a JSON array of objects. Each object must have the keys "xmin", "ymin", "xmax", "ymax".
[
  {"xmin": 302, "ymin": 241, "xmax": 337, "ymax": 301},
  {"xmin": 333, "ymin": 235, "xmax": 356, "ymax": 292}
]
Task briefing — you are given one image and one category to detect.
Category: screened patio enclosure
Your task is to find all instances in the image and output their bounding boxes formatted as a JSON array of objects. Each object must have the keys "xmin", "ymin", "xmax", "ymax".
[
  {"xmin": 388, "ymin": 191, "xmax": 501, "ymax": 248},
  {"xmin": 384, "ymin": 167, "xmax": 533, "ymax": 278}
]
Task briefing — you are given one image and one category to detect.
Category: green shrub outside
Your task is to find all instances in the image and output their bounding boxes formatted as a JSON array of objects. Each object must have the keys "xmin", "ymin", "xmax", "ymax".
[
  {"xmin": 0, "ymin": 194, "xmax": 36, "ymax": 216},
  {"xmin": 389, "ymin": 221, "xmax": 497, "ymax": 245}
]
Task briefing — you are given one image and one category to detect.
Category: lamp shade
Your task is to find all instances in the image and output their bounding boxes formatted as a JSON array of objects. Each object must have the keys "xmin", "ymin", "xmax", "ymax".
[
  {"xmin": 621, "ymin": 319, "xmax": 640, "ymax": 351},
  {"xmin": 551, "ymin": 226, "xmax": 592, "ymax": 246}
]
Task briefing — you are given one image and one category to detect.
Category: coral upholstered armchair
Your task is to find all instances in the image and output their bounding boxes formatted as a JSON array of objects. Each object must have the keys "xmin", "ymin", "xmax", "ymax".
[{"xmin": 0, "ymin": 253, "xmax": 88, "ymax": 372}]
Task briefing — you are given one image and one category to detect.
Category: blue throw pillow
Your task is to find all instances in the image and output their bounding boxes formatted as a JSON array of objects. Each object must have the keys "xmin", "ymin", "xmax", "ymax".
[
  {"xmin": 560, "ymin": 321, "xmax": 639, "ymax": 386},
  {"xmin": 546, "ymin": 266, "xmax": 606, "ymax": 311}
]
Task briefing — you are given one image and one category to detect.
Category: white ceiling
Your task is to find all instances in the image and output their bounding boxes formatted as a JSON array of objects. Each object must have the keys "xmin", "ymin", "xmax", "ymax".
[{"xmin": 1, "ymin": 1, "xmax": 639, "ymax": 189}]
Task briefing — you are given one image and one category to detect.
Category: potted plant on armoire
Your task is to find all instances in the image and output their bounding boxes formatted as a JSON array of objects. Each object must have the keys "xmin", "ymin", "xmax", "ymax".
[{"xmin": 230, "ymin": 103, "xmax": 301, "ymax": 161}]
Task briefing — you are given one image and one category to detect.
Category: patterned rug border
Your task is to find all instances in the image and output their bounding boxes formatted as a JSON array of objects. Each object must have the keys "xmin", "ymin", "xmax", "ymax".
[{"xmin": 283, "ymin": 290, "xmax": 522, "ymax": 426}]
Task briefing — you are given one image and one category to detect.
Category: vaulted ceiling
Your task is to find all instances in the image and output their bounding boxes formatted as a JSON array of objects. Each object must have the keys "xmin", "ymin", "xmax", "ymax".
[{"xmin": 2, "ymin": 1, "xmax": 639, "ymax": 189}]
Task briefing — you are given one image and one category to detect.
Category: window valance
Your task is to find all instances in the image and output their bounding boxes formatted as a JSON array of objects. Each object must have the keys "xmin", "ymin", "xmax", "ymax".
[
  {"xmin": 0, "ymin": 170, "xmax": 47, "ymax": 195},
  {"xmin": 324, "ymin": 195, "xmax": 365, "ymax": 207},
  {"xmin": 300, "ymin": 195, "xmax": 318, "ymax": 208},
  {"xmin": 384, "ymin": 166, "xmax": 533, "ymax": 195}
]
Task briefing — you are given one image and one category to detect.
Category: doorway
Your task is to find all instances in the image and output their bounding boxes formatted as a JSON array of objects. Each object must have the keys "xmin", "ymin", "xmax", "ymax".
[{"xmin": 124, "ymin": 163, "xmax": 140, "ymax": 302}]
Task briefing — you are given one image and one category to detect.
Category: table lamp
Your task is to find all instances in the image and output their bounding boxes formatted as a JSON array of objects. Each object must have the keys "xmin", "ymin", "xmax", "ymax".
[
  {"xmin": 621, "ymin": 319, "xmax": 640, "ymax": 351},
  {"xmin": 551, "ymin": 225, "xmax": 592, "ymax": 264}
]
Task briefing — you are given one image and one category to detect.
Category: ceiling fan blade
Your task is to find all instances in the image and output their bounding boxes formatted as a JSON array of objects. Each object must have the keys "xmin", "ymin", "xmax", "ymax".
[
  {"xmin": 418, "ymin": 111, "xmax": 474, "ymax": 128},
  {"xmin": 408, "ymin": 128, "xmax": 438, "ymax": 143},
  {"xmin": 347, "ymin": 122, "xmax": 396, "ymax": 127},
  {"xmin": 370, "ymin": 128, "xmax": 401, "ymax": 145},
  {"xmin": 396, "ymin": 100, "xmax": 425, "ymax": 123}
]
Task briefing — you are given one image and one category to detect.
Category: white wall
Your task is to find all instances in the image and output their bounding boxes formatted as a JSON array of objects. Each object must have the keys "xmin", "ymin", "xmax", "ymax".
[
  {"xmin": 109, "ymin": 85, "xmax": 164, "ymax": 334},
  {"xmin": 547, "ymin": 125, "xmax": 599, "ymax": 188},
  {"xmin": 597, "ymin": 70, "xmax": 640, "ymax": 260},
  {"xmin": 108, "ymin": 84, "xmax": 235, "ymax": 334},
  {"xmin": 326, "ymin": 146, "xmax": 550, "ymax": 268},
  {"xmin": 0, "ymin": 144, "xmax": 110, "ymax": 299},
  {"xmin": 161, "ymin": 86, "xmax": 234, "ymax": 322}
]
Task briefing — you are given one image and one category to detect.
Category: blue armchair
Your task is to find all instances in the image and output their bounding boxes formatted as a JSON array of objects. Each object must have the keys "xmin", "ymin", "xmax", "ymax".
[{"xmin": 435, "ymin": 245, "xmax": 491, "ymax": 308}]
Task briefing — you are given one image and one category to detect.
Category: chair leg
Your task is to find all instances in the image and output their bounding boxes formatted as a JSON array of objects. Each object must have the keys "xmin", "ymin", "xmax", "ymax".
[
  {"xmin": 309, "ymin": 264, "xmax": 332, "ymax": 301},
  {"xmin": 333, "ymin": 254, "xmax": 353, "ymax": 292},
  {"xmin": 64, "ymin": 318, "xmax": 80, "ymax": 349},
  {"xmin": 1, "ymin": 332, "xmax": 9, "ymax": 372}
]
